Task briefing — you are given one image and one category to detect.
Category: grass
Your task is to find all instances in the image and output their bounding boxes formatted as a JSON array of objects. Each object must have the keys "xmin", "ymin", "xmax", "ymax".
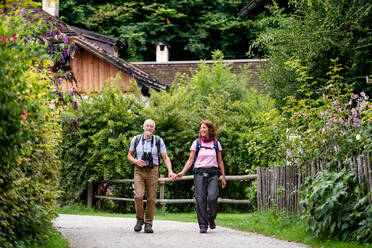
[
  {"xmin": 29, "ymin": 224, "xmax": 69, "ymax": 248},
  {"xmin": 56, "ymin": 205, "xmax": 372, "ymax": 248}
]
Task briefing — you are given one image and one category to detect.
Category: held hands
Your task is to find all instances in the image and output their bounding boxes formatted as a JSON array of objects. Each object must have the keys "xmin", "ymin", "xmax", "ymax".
[
  {"xmin": 169, "ymin": 170, "xmax": 227, "ymax": 188},
  {"xmin": 169, "ymin": 172, "xmax": 184, "ymax": 181},
  {"xmin": 168, "ymin": 171, "xmax": 177, "ymax": 181},
  {"xmin": 174, "ymin": 172, "xmax": 184, "ymax": 181}
]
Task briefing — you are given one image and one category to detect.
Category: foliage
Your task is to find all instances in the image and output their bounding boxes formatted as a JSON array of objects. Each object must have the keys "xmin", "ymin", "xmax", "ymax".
[
  {"xmin": 300, "ymin": 169, "xmax": 371, "ymax": 243},
  {"xmin": 262, "ymin": 60, "xmax": 372, "ymax": 244},
  {"xmin": 28, "ymin": 223, "xmax": 69, "ymax": 248},
  {"xmin": 59, "ymin": 78, "xmax": 145, "ymax": 212},
  {"xmin": 59, "ymin": 52, "xmax": 276, "ymax": 212},
  {"xmin": 239, "ymin": 108, "xmax": 288, "ymax": 169},
  {"xmin": 282, "ymin": 60, "xmax": 371, "ymax": 166},
  {"xmin": 0, "ymin": 1, "xmax": 78, "ymax": 247},
  {"xmin": 58, "ymin": 0, "xmax": 263, "ymax": 61},
  {"xmin": 145, "ymin": 51, "xmax": 276, "ymax": 211},
  {"xmin": 251, "ymin": 0, "xmax": 372, "ymax": 108},
  {"xmin": 244, "ymin": 183, "xmax": 257, "ymax": 211}
]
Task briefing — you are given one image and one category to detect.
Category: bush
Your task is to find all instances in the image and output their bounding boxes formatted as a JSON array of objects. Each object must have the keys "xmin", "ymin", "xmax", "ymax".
[
  {"xmin": 300, "ymin": 168, "xmax": 371, "ymax": 243},
  {"xmin": 0, "ymin": 3, "xmax": 77, "ymax": 247},
  {"xmin": 137, "ymin": 52, "xmax": 276, "ymax": 211},
  {"xmin": 59, "ymin": 52, "xmax": 277, "ymax": 212},
  {"xmin": 281, "ymin": 60, "xmax": 371, "ymax": 166},
  {"xmin": 59, "ymin": 80, "xmax": 144, "ymax": 212}
]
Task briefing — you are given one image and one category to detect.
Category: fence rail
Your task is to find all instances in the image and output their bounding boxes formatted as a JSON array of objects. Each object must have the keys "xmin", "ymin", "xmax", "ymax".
[
  {"xmin": 88, "ymin": 174, "xmax": 257, "ymax": 208},
  {"xmin": 88, "ymin": 153, "xmax": 371, "ymax": 212}
]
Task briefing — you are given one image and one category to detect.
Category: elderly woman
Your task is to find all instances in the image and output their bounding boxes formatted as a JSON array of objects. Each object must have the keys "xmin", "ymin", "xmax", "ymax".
[{"xmin": 176, "ymin": 120, "xmax": 226, "ymax": 233}]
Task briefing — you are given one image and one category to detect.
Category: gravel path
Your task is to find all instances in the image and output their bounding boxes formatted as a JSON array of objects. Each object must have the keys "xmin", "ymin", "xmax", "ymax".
[{"xmin": 53, "ymin": 214, "xmax": 308, "ymax": 248}]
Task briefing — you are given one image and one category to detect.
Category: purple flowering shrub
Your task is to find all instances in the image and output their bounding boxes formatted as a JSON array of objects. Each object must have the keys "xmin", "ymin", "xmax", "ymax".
[
  {"xmin": 283, "ymin": 61, "xmax": 371, "ymax": 166},
  {"xmin": 283, "ymin": 60, "xmax": 371, "ymax": 243},
  {"xmin": 0, "ymin": 2, "xmax": 79, "ymax": 246}
]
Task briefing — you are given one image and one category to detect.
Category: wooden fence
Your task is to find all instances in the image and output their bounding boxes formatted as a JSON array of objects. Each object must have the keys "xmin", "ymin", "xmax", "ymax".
[
  {"xmin": 257, "ymin": 153, "xmax": 372, "ymax": 214},
  {"xmin": 87, "ymin": 153, "xmax": 371, "ymax": 213},
  {"xmin": 257, "ymin": 166, "xmax": 301, "ymax": 214},
  {"xmin": 87, "ymin": 174, "xmax": 257, "ymax": 208}
]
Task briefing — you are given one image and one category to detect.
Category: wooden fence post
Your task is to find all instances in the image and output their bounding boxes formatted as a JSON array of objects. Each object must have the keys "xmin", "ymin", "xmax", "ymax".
[
  {"xmin": 257, "ymin": 168, "xmax": 262, "ymax": 211},
  {"xmin": 159, "ymin": 174, "xmax": 165, "ymax": 210},
  {"xmin": 87, "ymin": 181, "xmax": 93, "ymax": 208}
]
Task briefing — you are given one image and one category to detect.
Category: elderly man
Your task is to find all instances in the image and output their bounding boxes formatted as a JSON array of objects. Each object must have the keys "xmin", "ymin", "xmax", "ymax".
[{"xmin": 127, "ymin": 119, "xmax": 175, "ymax": 233}]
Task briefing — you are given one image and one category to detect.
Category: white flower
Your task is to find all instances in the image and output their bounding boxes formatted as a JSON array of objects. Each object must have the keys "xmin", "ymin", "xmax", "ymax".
[{"xmin": 356, "ymin": 134, "xmax": 361, "ymax": 140}]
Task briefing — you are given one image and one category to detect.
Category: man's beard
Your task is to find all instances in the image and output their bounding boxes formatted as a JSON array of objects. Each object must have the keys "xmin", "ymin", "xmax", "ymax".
[{"xmin": 144, "ymin": 131, "xmax": 153, "ymax": 136}]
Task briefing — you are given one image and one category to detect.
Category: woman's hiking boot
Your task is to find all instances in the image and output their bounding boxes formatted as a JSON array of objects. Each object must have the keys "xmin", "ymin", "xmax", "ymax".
[
  {"xmin": 134, "ymin": 219, "xmax": 144, "ymax": 232},
  {"xmin": 209, "ymin": 220, "xmax": 216, "ymax": 229},
  {"xmin": 199, "ymin": 226, "xmax": 207, "ymax": 233}
]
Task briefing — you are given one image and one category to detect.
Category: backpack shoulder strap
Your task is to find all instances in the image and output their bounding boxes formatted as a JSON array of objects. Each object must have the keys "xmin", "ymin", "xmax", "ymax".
[
  {"xmin": 133, "ymin": 134, "xmax": 142, "ymax": 154},
  {"xmin": 155, "ymin": 135, "xmax": 161, "ymax": 157},
  {"xmin": 193, "ymin": 138, "xmax": 202, "ymax": 164},
  {"xmin": 213, "ymin": 138, "xmax": 219, "ymax": 163},
  {"xmin": 213, "ymin": 138, "xmax": 219, "ymax": 150}
]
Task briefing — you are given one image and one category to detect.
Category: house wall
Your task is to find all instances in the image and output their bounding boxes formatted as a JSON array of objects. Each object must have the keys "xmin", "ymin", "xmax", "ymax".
[
  {"xmin": 131, "ymin": 59, "xmax": 265, "ymax": 90},
  {"xmin": 65, "ymin": 50, "xmax": 132, "ymax": 93}
]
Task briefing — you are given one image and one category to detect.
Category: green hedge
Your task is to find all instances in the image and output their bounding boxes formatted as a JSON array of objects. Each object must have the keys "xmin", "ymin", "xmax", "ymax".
[
  {"xmin": 0, "ymin": 6, "xmax": 57, "ymax": 247},
  {"xmin": 1, "ymin": 3, "xmax": 77, "ymax": 247},
  {"xmin": 59, "ymin": 52, "xmax": 278, "ymax": 212}
]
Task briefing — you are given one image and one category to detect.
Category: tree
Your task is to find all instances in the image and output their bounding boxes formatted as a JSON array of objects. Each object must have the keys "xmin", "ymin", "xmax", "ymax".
[
  {"xmin": 59, "ymin": 0, "xmax": 259, "ymax": 61},
  {"xmin": 251, "ymin": 0, "xmax": 372, "ymax": 108}
]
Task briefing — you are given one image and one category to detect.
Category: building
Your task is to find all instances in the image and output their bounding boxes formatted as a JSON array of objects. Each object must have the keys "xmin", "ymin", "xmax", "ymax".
[
  {"xmin": 37, "ymin": 0, "xmax": 169, "ymax": 96},
  {"xmin": 37, "ymin": 0, "xmax": 264, "ymax": 95},
  {"xmin": 132, "ymin": 59, "xmax": 264, "ymax": 89},
  {"xmin": 132, "ymin": 38, "xmax": 265, "ymax": 89}
]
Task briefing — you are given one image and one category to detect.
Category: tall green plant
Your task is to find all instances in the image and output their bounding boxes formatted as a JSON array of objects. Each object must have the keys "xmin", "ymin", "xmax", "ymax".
[
  {"xmin": 277, "ymin": 60, "xmax": 371, "ymax": 243},
  {"xmin": 1, "ymin": 2, "xmax": 78, "ymax": 246},
  {"xmin": 300, "ymin": 169, "xmax": 371, "ymax": 243}
]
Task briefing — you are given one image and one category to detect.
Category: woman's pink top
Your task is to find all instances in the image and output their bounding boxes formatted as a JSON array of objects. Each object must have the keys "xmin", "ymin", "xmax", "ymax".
[{"xmin": 190, "ymin": 139, "xmax": 222, "ymax": 168}]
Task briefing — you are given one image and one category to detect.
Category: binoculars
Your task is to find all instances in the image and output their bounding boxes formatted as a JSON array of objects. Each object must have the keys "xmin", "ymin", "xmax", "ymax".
[{"xmin": 141, "ymin": 152, "xmax": 154, "ymax": 169}]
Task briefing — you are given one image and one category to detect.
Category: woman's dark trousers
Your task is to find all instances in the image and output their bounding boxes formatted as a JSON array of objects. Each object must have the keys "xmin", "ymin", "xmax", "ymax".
[{"xmin": 194, "ymin": 173, "xmax": 219, "ymax": 228}]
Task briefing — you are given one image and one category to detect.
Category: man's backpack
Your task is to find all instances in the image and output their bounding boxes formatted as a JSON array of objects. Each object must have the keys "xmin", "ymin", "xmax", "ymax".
[
  {"xmin": 193, "ymin": 138, "xmax": 219, "ymax": 165},
  {"xmin": 133, "ymin": 134, "xmax": 161, "ymax": 157}
]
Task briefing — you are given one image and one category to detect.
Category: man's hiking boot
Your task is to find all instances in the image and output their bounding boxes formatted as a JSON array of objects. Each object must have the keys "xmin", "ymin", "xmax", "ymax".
[
  {"xmin": 134, "ymin": 220, "xmax": 144, "ymax": 232},
  {"xmin": 209, "ymin": 220, "xmax": 216, "ymax": 229},
  {"xmin": 199, "ymin": 226, "xmax": 207, "ymax": 233},
  {"xmin": 144, "ymin": 223, "xmax": 154, "ymax": 233}
]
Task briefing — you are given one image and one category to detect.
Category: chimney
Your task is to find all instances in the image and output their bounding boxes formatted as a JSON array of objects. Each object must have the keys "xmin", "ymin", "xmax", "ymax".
[
  {"xmin": 156, "ymin": 41, "xmax": 170, "ymax": 62},
  {"xmin": 42, "ymin": 0, "xmax": 59, "ymax": 17}
]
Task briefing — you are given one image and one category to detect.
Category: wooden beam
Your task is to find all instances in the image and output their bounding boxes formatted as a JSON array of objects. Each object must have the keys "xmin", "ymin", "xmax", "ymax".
[
  {"xmin": 94, "ymin": 195, "xmax": 251, "ymax": 204},
  {"xmin": 87, "ymin": 181, "xmax": 93, "ymax": 208},
  {"xmin": 105, "ymin": 174, "xmax": 257, "ymax": 184}
]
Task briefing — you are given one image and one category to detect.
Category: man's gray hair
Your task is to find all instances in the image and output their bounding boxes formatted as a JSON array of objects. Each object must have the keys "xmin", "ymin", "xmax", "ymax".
[{"xmin": 143, "ymin": 119, "xmax": 156, "ymax": 128}]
